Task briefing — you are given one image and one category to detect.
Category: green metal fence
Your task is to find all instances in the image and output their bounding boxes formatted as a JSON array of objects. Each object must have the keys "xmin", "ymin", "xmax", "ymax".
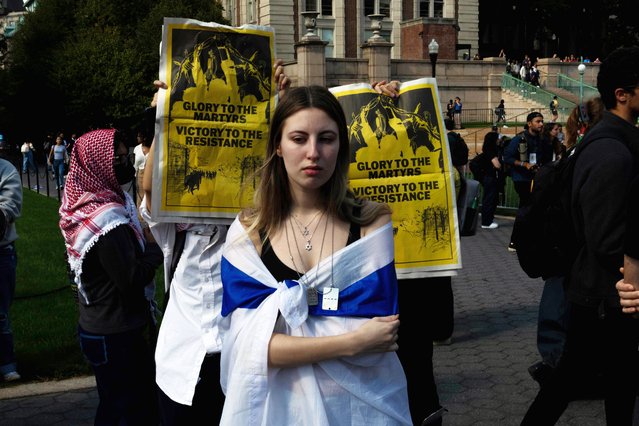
[
  {"xmin": 464, "ymin": 171, "xmax": 520, "ymax": 212},
  {"xmin": 557, "ymin": 73, "xmax": 600, "ymax": 102},
  {"xmin": 501, "ymin": 73, "xmax": 575, "ymax": 117}
]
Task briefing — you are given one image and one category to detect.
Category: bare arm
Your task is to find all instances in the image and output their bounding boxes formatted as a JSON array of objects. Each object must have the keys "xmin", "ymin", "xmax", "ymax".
[
  {"xmin": 142, "ymin": 139, "xmax": 155, "ymax": 213},
  {"xmin": 268, "ymin": 314, "xmax": 399, "ymax": 367},
  {"xmin": 142, "ymin": 80, "xmax": 168, "ymax": 213}
]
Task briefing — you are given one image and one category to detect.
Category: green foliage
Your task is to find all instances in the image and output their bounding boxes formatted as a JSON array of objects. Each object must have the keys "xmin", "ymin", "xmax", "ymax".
[{"xmin": 0, "ymin": 0, "xmax": 227, "ymax": 144}]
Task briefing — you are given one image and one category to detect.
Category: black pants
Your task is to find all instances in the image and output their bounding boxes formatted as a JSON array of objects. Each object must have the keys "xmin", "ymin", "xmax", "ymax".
[
  {"xmin": 397, "ymin": 277, "xmax": 452, "ymax": 425},
  {"xmin": 79, "ymin": 326, "xmax": 158, "ymax": 426},
  {"xmin": 158, "ymin": 353, "xmax": 225, "ymax": 425},
  {"xmin": 521, "ymin": 304, "xmax": 639, "ymax": 425}
]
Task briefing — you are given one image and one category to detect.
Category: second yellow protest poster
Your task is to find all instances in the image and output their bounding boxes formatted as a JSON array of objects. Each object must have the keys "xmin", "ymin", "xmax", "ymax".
[{"xmin": 330, "ymin": 79, "xmax": 461, "ymax": 277}]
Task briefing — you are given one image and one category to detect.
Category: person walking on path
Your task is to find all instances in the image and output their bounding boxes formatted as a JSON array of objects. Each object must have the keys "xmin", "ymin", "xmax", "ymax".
[
  {"xmin": 495, "ymin": 99, "xmax": 506, "ymax": 124},
  {"xmin": 0, "ymin": 152, "xmax": 22, "ymax": 382},
  {"xmin": 549, "ymin": 96, "xmax": 559, "ymax": 123},
  {"xmin": 48, "ymin": 136, "xmax": 68, "ymax": 190},
  {"xmin": 521, "ymin": 45, "xmax": 639, "ymax": 426},
  {"xmin": 20, "ymin": 140, "xmax": 37, "ymax": 175},
  {"xmin": 59, "ymin": 129, "xmax": 163, "ymax": 425}
]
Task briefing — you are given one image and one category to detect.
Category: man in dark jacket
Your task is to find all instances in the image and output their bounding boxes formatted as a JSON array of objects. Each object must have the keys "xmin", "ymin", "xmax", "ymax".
[
  {"xmin": 503, "ymin": 111, "xmax": 549, "ymax": 251},
  {"xmin": 521, "ymin": 45, "xmax": 639, "ymax": 426}
]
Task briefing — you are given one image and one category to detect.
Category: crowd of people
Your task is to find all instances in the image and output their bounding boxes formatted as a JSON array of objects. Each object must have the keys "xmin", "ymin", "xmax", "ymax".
[{"xmin": 2, "ymin": 41, "xmax": 639, "ymax": 426}]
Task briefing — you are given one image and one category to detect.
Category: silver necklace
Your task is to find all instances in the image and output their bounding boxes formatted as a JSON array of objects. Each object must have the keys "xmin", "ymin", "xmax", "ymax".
[{"xmin": 291, "ymin": 210, "xmax": 325, "ymax": 251}]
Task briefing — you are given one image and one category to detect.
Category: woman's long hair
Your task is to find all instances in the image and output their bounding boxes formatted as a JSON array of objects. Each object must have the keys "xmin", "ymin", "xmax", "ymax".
[
  {"xmin": 564, "ymin": 97, "xmax": 604, "ymax": 150},
  {"xmin": 241, "ymin": 86, "xmax": 389, "ymax": 238}
]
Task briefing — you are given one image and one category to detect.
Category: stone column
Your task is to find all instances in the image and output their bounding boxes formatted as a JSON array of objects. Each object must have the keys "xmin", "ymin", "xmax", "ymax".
[
  {"xmin": 360, "ymin": 14, "xmax": 394, "ymax": 84},
  {"xmin": 536, "ymin": 57, "xmax": 562, "ymax": 89},
  {"xmin": 294, "ymin": 11, "xmax": 328, "ymax": 87},
  {"xmin": 483, "ymin": 57, "xmax": 508, "ymax": 110}
]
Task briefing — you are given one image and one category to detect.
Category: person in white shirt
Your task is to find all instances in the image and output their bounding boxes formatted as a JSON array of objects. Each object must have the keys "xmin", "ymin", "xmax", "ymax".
[{"xmin": 141, "ymin": 60, "xmax": 289, "ymax": 425}]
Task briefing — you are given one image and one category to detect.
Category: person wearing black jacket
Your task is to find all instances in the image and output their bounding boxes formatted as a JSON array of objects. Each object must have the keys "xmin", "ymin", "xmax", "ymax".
[
  {"xmin": 503, "ymin": 112, "xmax": 551, "ymax": 251},
  {"xmin": 522, "ymin": 46, "xmax": 639, "ymax": 426},
  {"xmin": 479, "ymin": 131, "xmax": 501, "ymax": 229}
]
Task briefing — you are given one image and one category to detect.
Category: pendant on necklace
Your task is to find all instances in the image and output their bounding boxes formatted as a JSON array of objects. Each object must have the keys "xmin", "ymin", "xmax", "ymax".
[
  {"xmin": 305, "ymin": 240, "xmax": 312, "ymax": 251},
  {"xmin": 306, "ymin": 288, "xmax": 318, "ymax": 306},
  {"xmin": 302, "ymin": 227, "xmax": 310, "ymax": 237}
]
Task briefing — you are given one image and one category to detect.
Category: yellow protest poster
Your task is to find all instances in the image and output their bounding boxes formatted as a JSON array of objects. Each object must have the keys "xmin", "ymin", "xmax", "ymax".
[
  {"xmin": 152, "ymin": 18, "xmax": 276, "ymax": 223},
  {"xmin": 330, "ymin": 79, "xmax": 461, "ymax": 277}
]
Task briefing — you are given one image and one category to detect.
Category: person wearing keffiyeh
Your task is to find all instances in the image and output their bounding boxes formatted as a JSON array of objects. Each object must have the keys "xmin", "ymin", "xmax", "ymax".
[{"xmin": 59, "ymin": 128, "xmax": 163, "ymax": 426}]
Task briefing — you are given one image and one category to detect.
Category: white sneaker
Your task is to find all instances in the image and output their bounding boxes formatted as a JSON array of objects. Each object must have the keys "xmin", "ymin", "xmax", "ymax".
[
  {"xmin": 503, "ymin": 125, "xmax": 509, "ymax": 128},
  {"xmin": 3, "ymin": 371, "xmax": 21, "ymax": 381},
  {"xmin": 481, "ymin": 222, "xmax": 499, "ymax": 229}
]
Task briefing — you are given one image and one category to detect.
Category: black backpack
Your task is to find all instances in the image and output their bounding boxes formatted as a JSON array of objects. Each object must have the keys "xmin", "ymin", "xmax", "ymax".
[
  {"xmin": 468, "ymin": 153, "xmax": 486, "ymax": 182},
  {"xmin": 447, "ymin": 132, "xmax": 469, "ymax": 167},
  {"xmin": 512, "ymin": 141, "xmax": 589, "ymax": 279}
]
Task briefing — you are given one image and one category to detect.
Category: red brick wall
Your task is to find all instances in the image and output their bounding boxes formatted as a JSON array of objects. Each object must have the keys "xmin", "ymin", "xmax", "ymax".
[{"xmin": 401, "ymin": 21, "xmax": 457, "ymax": 60}]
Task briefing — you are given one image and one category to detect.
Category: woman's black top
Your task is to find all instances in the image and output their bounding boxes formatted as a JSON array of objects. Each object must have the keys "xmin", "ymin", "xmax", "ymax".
[{"xmin": 261, "ymin": 209, "xmax": 361, "ymax": 282}]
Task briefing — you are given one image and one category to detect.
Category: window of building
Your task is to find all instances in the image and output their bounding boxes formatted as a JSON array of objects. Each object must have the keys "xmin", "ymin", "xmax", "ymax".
[
  {"xmin": 318, "ymin": 28, "xmax": 334, "ymax": 57},
  {"xmin": 305, "ymin": 0, "xmax": 333, "ymax": 16},
  {"xmin": 419, "ymin": 0, "xmax": 444, "ymax": 18},
  {"xmin": 364, "ymin": 0, "xmax": 390, "ymax": 17},
  {"xmin": 225, "ymin": 0, "xmax": 235, "ymax": 24},
  {"xmin": 248, "ymin": 0, "xmax": 256, "ymax": 22}
]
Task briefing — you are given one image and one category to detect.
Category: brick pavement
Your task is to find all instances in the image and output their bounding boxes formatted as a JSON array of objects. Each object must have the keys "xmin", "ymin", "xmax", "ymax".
[{"xmin": 0, "ymin": 216, "xmax": 606, "ymax": 425}]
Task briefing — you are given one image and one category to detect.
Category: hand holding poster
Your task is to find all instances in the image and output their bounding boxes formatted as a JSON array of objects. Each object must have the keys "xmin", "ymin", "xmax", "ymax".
[
  {"xmin": 152, "ymin": 18, "xmax": 276, "ymax": 223},
  {"xmin": 330, "ymin": 79, "xmax": 461, "ymax": 277}
]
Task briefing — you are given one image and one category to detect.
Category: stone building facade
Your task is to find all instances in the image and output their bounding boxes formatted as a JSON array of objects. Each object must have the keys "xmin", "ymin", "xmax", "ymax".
[{"xmin": 222, "ymin": 0, "xmax": 479, "ymax": 61}]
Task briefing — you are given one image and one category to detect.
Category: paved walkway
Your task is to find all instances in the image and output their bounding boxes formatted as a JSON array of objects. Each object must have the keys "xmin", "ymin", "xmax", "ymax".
[{"xmin": 0, "ymin": 216, "xmax": 606, "ymax": 425}]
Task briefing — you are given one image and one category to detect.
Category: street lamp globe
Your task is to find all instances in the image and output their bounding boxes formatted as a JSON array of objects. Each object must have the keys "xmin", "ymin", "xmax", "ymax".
[
  {"xmin": 428, "ymin": 38, "xmax": 439, "ymax": 55},
  {"xmin": 428, "ymin": 38, "xmax": 439, "ymax": 78},
  {"xmin": 577, "ymin": 63, "xmax": 586, "ymax": 106}
]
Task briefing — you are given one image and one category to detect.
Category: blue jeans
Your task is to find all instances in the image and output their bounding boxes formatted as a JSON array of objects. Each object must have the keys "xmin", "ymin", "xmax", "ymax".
[
  {"xmin": 0, "ymin": 244, "xmax": 17, "ymax": 375},
  {"xmin": 79, "ymin": 326, "xmax": 158, "ymax": 425},
  {"xmin": 53, "ymin": 159, "xmax": 65, "ymax": 188},
  {"xmin": 22, "ymin": 152, "xmax": 36, "ymax": 174}
]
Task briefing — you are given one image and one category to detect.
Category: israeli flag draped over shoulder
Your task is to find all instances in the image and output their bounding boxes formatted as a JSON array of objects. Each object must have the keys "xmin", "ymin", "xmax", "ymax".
[{"xmin": 219, "ymin": 217, "xmax": 411, "ymax": 426}]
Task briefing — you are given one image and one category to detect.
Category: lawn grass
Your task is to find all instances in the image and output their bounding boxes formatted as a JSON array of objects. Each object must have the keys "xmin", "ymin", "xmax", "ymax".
[
  {"xmin": 3, "ymin": 189, "xmax": 165, "ymax": 387},
  {"xmin": 7, "ymin": 190, "xmax": 90, "ymax": 384}
]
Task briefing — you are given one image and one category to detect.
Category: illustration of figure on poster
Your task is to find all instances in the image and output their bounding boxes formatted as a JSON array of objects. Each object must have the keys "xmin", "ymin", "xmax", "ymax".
[
  {"xmin": 170, "ymin": 31, "xmax": 272, "ymax": 106},
  {"xmin": 344, "ymin": 87, "xmax": 442, "ymax": 166}
]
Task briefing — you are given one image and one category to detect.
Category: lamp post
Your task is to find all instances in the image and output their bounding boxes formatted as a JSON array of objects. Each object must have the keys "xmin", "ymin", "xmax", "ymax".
[
  {"xmin": 577, "ymin": 63, "xmax": 586, "ymax": 105},
  {"xmin": 428, "ymin": 38, "xmax": 439, "ymax": 78}
]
